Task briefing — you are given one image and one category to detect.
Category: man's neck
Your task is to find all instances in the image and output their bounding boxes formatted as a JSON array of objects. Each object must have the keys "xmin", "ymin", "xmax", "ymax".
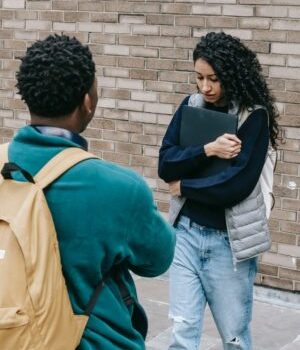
[
  {"xmin": 31, "ymin": 125, "xmax": 88, "ymax": 150},
  {"xmin": 30, "ymin": 112, "xmax": 82, "ymax": 134}
]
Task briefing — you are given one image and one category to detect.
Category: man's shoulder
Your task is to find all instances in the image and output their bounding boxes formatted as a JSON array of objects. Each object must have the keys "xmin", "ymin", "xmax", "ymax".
[{"xmin": 72, "ymin": 157, "xmax": 148, "ymax": 192}]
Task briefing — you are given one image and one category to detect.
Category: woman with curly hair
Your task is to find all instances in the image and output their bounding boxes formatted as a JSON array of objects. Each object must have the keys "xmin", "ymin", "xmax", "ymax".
[{"xmin": 158, "ymin": 32, "xmax": 279, "ymax": 350}]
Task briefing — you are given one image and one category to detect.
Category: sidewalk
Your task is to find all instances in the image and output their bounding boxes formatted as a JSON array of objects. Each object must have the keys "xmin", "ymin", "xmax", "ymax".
[{"xmin": 135, "ymin": 275, "xmax": 300, "ymax": 350}]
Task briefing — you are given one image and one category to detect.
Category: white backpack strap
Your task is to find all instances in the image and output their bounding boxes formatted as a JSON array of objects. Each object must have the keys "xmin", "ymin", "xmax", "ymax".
[{"xmin": 34, "ymin": 147, "xmax": 96, "ymax": 189}]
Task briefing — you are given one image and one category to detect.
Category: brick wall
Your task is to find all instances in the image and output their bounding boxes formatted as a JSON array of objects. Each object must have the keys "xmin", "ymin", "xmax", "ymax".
[{"xmin": 0, "ymin": 0, "xmax": 299, "ymax": 292}]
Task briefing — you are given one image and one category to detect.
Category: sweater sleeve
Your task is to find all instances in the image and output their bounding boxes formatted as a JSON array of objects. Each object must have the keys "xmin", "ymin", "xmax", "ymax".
[
  {"xmin": 125, "ymin": 177, "xmax": 176, "ymax": 277},
  {"xmin": 181, "ymin": 108, "xmax": 269, "ymax": 207},
  {"xmin": 158, "ymin": 96, "xmax": 209, "ymax": 183}
]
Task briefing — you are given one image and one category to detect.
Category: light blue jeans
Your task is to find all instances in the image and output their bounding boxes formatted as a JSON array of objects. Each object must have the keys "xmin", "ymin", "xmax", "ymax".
[{"xmin": 169, "ymin": 216, "xmax": 257, "ymax": 350}]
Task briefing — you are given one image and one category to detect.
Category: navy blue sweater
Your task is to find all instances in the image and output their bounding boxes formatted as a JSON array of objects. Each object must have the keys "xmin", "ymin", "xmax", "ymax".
[{"xmin": 158, "ymin": 96, "xmax": 269, "ymax": 229}]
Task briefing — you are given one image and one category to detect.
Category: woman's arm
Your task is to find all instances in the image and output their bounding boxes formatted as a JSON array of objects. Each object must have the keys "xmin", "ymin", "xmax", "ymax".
[
  {"xmin": 180, "ymin": 109, "xmax": 269, "ymax": 207},
  {"xmin": 158, "ymin": 96, "xmax": 210, "ymax": 182}
]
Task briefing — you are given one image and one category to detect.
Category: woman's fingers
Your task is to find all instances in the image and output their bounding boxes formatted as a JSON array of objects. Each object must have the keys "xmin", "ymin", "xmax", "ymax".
[{"xmin": 223, "ymin": 133, "xmax": 241, "ymax": 144}]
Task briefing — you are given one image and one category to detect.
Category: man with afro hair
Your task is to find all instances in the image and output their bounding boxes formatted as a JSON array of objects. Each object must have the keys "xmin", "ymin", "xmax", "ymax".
[{"xmin": 5, "ymin": 34, "xmax": 175, "ymax": 349}]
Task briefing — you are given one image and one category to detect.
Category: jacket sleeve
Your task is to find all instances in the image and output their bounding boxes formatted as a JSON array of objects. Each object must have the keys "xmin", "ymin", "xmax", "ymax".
[
  {"xmin": 158, "ymin": 96, "xmax": 209, "ymax": 183},
  {"xmin": 181, "ymin": 109, "xmax": 269, "ymax": 207},
  {"xmin": 125, "ymin": 178, "xmax": 176, "ymax": 277}
]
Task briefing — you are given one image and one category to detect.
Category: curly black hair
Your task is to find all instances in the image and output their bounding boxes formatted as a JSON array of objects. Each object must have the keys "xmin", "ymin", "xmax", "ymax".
[
  {"xmin": 16, "ymin": 34, "xmax": 96, "ymax": 118},
  {"xmin": 193, "ymin": 32, "xmax": 279, "ymax": 149}
]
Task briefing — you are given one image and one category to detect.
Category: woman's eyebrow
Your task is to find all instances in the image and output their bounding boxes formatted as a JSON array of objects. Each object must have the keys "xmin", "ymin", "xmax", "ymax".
[{"xmin": 194, "ymin": 71, "xmax": 216, "ymax": 77}]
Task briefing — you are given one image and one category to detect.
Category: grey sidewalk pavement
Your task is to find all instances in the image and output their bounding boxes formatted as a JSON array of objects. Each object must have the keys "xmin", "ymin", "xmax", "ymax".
[{"xmin": 135, "ymin": 276, "xmax": 300, "ymax": 350}]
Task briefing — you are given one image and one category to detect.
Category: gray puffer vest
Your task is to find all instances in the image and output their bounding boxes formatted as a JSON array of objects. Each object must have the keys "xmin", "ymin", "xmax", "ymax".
[{"xmin": 168, "ymin": 93, "xmax": 271, "ymax": 264}]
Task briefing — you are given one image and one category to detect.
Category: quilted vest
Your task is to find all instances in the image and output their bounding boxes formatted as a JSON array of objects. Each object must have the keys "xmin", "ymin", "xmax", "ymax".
[{"xmin": 168, "ymin": 93, "xmax": 273, "ymax": 264}]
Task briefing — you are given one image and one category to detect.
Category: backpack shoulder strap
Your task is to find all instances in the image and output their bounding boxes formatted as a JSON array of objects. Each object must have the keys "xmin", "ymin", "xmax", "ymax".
[{"xmin": 34, "ymin": 147, "xmax": 97, "ymax": 189}]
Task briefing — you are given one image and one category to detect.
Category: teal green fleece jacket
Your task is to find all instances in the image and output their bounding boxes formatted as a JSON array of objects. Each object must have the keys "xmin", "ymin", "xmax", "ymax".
[{"xmin": 8, "ymin": 126, "xmax": 175, "ymax": 350}]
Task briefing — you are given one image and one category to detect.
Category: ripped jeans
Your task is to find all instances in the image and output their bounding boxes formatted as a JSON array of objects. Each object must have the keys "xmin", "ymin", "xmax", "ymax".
[{"xmin": 169, "ymin": 216, "xmax": 257, "ymax": 350}]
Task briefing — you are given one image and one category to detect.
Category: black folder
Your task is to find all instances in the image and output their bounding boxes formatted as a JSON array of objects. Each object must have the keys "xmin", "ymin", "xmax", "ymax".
[{"xmin": 180, "ymin": 105, "xmax": 238, "ymax": 177}]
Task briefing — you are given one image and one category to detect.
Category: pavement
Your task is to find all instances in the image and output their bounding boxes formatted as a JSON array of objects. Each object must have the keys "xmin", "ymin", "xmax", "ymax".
[{"xmin": 134, "ymin": 275, "xmax": 300, "ymax": 350}]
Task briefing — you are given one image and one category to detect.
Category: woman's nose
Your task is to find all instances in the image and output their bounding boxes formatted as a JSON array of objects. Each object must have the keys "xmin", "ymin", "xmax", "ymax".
[{"xmin": 202, "ymin": 81, "xmax": 211, "ymax": 93}]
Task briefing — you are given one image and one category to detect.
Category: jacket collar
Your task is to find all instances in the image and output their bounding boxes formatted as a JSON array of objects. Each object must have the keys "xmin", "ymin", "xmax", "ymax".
[{"xmin": 31, "ymin": 125, "xmax": 88, "ymax": 151}]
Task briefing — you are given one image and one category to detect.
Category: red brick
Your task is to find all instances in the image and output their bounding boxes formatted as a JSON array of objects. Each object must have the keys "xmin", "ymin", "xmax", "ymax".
[
  {"xmin": 0, "ymin": 30, "xmax": 13, "ymax": 39},
  {"xmin": 131, "ymin": 69, "xmax": 158, "ymax": 80},
  {"xmin": 146, "ymin": 15, "xmax": 174, "ymax": 26},
  {"xmin": 0, "ymin": 10, "xmax": 14, "ymax": 19},
  {"xmin": 160, "ymin": 48, "xmax": 189, "ymax": 60},
  {"xmin": 144, "ymin": 124, "xmax": 168, "ymax": 137},
  {"xmin": 175, "ymin": 16, "xmax": 205, "ymax": 27},
  {"xmin": 161, "ymin": 26, "xmax": 191, "ymax": 37},
  {"xmin": 91, "ymin": 13, "xmax": 118, "ymax": 23},
  {"xmin": 258, "ymin": 263, "xmax": 278, "ymax": 276},
  {"xmin": 145, "ymin": 81, "xmax": 174, "ymax": 93},
  {"xmin": 161, "ymin": 3, "xmax": 191, "ymax": 14},
  {"xmin": 40, "ymin": 11, "xmax": 64, "ymax": 22},
  {"xmin": 89, "ymin": 118, "xmax": 115, "ymax": 130},
  {"xmin": 102, "ymin": 89, "xmax": 130, "ymax": 100},
  {"xmin": 283, "ymin": 150, "xmax": 300, "ymax": 164},
  {"xmin": 260, "ymin": 276, "xmax": 294, "ymax": 291},
  {"xmin": 131, "ymin": 47, "xmax": 158, "ymax": 58},
  {"xmin": 175, "ymin": 37, "xmax": 198, "ymax": 49},
  {"xmin": 288, "ymin": 31, "xmax": 300, "ymax": 43},
  {"xmin": 119, "ymin": 15, "xmax": 145, "ymax": 25},
  {"xmin": 206, "ymin": 17, "xmax": 237, "ymax": 28},
  {"xmin": 104, "ymin": 109, "xmax": 128, "ymax": 121},
  {"xmin": 159, "ymin": 93, "xmax": 186, "ymax": 106},
  {"xmin": 131, "ymin": 134, "xmax": 157, "ymax": 146},
  {"xmin": 82, "ymin": 128, "xmax": 102, "ymax": 139},
  {"xmin": 175, "ymin": 61, "xmax": 194, "ymax": 72},
  {"xmin": 175, "ymin": 83, "xmax": 195, "ymax": 95},
  {"xmin": 279, "ymin": 268, "xmax": 300, "ymax": 282},
  {"xmin": 117, "ymin": 121, "xmax": 143, "ymax": 134},
  {"xmin": 0, "ymin": 128, "xmax": 14, "ymax": 138},
  {"xmin": 131, "ymin": 155, "xmax": 157, "ymax": 167},
  {"xmin": 78, "ymin": 2, "xmax": 104, "ymax": 12},
  {"xmin": 53, "ymin": 1, "xmax": 78, "ymax": 11},
  {"xmin": 157, "ymin": 201, "xmax": 169, "ymax": 213},
  {"xmin": 118, "ymin": 57, "xmax": 145, "ymax": 69},
  {"xmin": 64, "ymin": 11, "xmax": 89, "ymax": 22},
  {"xmin": 103, "ymin": 130, "xmax": 129, "ymax": 142},
  {"xmin": 146, "ymin": 36, "xmax": 174, "ymax": 48},
  {"xmin": 271, "ymin": 231, "xmax": 297, "ymax": 245},
  {"xmin": 281, "ymin": 221, "xmax": 300, "ymax": 234},
  {"xmin": 159, "ymin": 71, "xmax": 189, "ymax": 83},
  {"xmin": 146, "ymin": 59, "xmax": 174, "ymax": 71},
  {"xmin": 246, "ymin": 41, "xmax": 270, "ymax": 53},
  {"xmin": 90, "ymin": 33, "xmax": 115, "ymax": 45},
  {"xmin": 132, "ymin": 3, "xmax": 160, "ymax": 14},
  {"xmin": 105, "ymin": 1, "xmax": 133, "ymax": 12},
  {"xmin": 119, "ymin": 35, "xmax": 144, "ymax": 46},
  {"xmin": 90, "ymin": 139, "xmax": 114, "ymax": 152}
]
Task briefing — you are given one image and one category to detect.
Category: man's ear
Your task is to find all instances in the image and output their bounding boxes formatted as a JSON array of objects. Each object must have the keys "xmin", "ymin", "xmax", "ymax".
[{"xmin": 81, "ymin": 92, "xmax": 92, "ymax": 116}]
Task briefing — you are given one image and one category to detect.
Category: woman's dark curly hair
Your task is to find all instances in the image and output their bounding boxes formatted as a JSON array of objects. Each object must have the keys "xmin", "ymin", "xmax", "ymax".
[
  {"xmin": 16, "ymin": 34, "xmax": 95, "ymax": 118},
  {"xmin": 193, "ymin": 32, "xmax": 279, "ymax": 149}
]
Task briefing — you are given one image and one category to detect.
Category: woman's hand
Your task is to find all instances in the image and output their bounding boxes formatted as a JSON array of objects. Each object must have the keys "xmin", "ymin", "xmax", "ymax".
[
  {"xmin": 169, "ymin": 181, "xmax": 181, "ymax": 196},
  {"xmin": 204, "ymin": 133, "xmax": 241, "ymax": 159}
]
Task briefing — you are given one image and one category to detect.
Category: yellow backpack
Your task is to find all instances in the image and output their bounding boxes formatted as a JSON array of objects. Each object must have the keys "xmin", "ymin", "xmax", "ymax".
[{"xmin": 0, "ymin": 144, "xmax": 96, "ymax": 350}]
